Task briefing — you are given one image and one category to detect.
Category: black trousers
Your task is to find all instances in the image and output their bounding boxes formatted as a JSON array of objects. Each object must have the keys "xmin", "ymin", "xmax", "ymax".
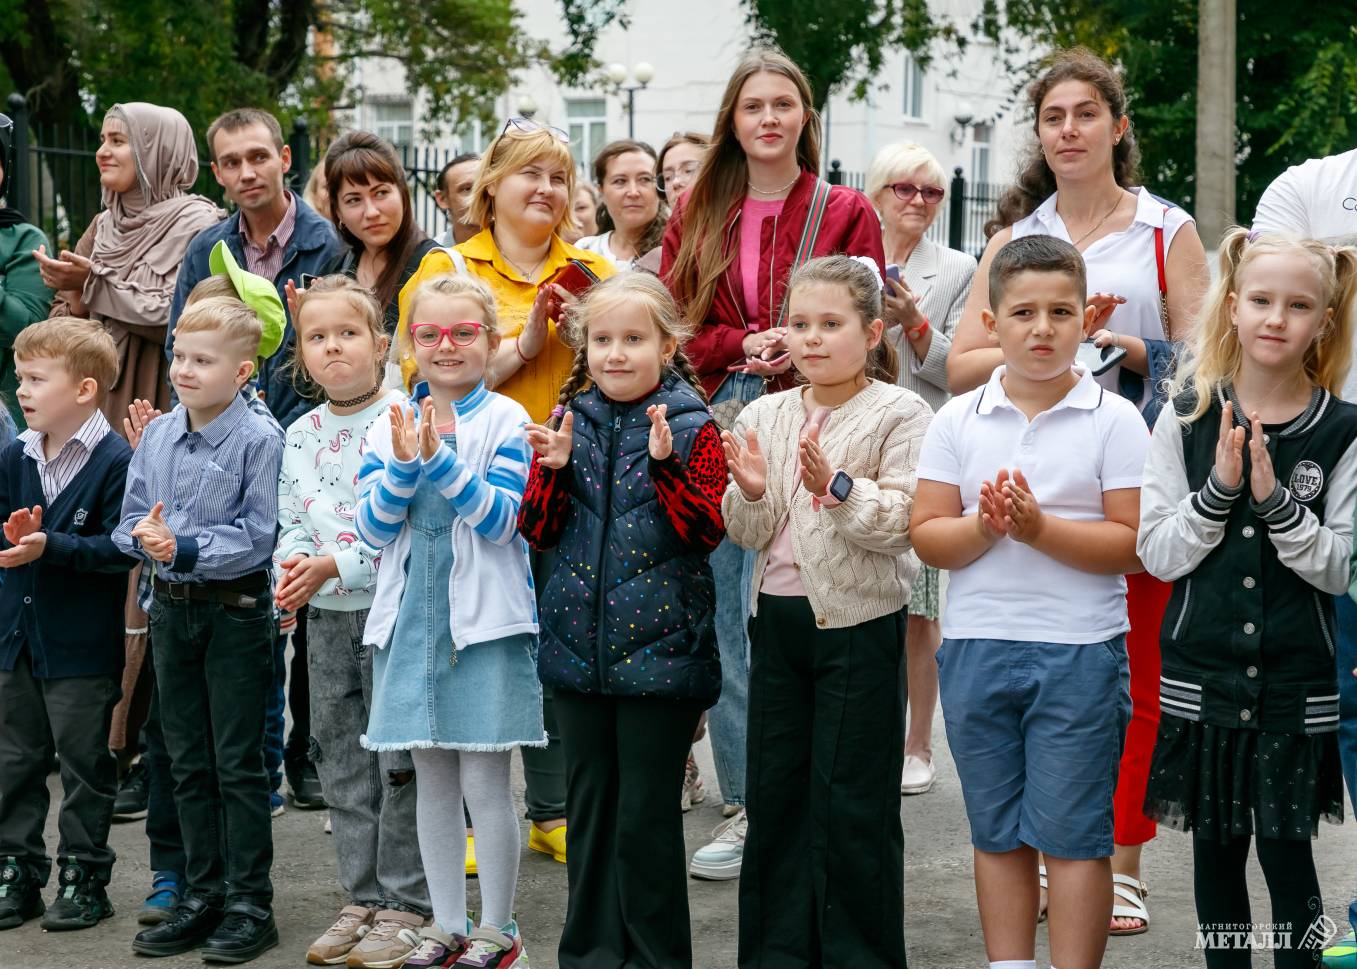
[
  {"xmin": 0, "ymin": 650, "xmax": 120, "ymax": 884},
  {"xmin": 142, "ymin": 649, "xmax": 187, "ymax": 875},
  {"xmin": 150, "ymin": 592, "xmax": 274, "ymax": 907},
  {"xmin": 555, "ymin": 690, "xmax": 704, "ymax": 969},
  {"xmin": 1194, "ymin": 833, "xmax": 1324, "ymax": 969},
  {"xmin": 738, "ymin": 595, "xmax": 907, "ymax": 969}
]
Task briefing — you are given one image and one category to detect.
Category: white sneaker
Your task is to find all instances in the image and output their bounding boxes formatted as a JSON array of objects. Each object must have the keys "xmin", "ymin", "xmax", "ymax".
[
  {"xmin": 900, "ymin": 755, "xmax": 935, "ymax": 795},
  {"xmin": 689, "ymin": 808, "xmax": 747, "ymax": 880}
]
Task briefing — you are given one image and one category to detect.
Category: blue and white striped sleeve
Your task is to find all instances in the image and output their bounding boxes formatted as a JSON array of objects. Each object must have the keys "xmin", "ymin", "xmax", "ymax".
[
  {"xmin": 355, "ymin": 447, "xmax": 422, "ymax": 549},
  {"xmin": 422, "ymin": 428, "xmax": 530, "ymax": 547}
]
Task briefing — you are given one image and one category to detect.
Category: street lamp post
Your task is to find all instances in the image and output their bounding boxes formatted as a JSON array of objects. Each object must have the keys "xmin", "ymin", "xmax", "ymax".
[{"xmin": 606, "ymin": 62, "xmax": 654, "ymax": 140}]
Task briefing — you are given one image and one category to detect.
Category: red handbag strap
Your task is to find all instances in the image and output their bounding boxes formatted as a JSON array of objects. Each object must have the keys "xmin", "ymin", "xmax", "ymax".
[{"xmin": 1154, "ymin": 224, "xmax": 1167, "ymax": 296}]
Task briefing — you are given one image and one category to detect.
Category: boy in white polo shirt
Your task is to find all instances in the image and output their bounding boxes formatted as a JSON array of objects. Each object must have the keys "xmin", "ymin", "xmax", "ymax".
[{"xmin": 911, "ymin": 234, "xmax": 1148, "ymax": 969}]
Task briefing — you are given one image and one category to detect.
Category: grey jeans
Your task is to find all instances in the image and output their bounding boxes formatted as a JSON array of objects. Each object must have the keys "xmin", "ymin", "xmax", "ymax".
[{"xmin": 307, "ymin": 606, "xmax": 430, "ymax": 916}]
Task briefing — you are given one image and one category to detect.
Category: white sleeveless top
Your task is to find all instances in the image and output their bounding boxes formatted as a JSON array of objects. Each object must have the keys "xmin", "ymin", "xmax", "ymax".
[{"xmin": 1011, "ymin": 188, "xmax": 1194, "ymax": 409}]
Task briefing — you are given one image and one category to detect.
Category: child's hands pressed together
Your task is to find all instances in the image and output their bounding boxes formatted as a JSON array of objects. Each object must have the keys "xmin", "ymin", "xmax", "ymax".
[
  {"xmin": 976, "ymin": 479, "xmax": 1007, "ymax": 542},
  {"xmin": 123, "ymin": 399, "xmax": 164, "ymax": 450},
  {"xmin": 647, "ymin": 404, "xmax": 673, "ymax": 461},
  {"xmin": 525, "ymin": 411, "xmax": 575, "ymax": 470},
  {"xmin": 1248, "ymin": 413, "xmax": 1277, "ymax": 503},
  {"xmin": 1000, "ymin": 469, "xmax": 1045, "ymax": 544},
  {"xmin": 798, "ymin": 421, "xmax": 833, "ymax": 497},
  {"xmin": 389, "ymin": 403, "xmax": 419, "ymax": 463},
  {"xmin": 418, "ymin": 400, "xmax": 442, "ymax": 462},
  {"xmin": 1215, "ymin": 406, "xmax": 1245, "ymax": 489},
  {"xmin": 275, "ymin": 553, "xmax": 340, "ymax": 613},
  {"xmin": 131, "ymin": 501, "xmax": 176, "ymax": 563},
  {"xmin": 721, "ymin": 429, "xmax": 767, "ymax": 501}
]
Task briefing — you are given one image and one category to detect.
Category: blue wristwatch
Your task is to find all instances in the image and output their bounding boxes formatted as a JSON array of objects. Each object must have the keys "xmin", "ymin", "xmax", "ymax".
[{"xmin": 828, "ymin": 469, "xmax": 853, "ymax": 503}]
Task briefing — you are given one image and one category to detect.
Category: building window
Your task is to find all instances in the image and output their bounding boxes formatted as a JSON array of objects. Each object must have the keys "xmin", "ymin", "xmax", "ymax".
[
  {"xmin": 567, "ymin": 98, "xmax": 607, "ymax": 171},
  {"xmin": 902, "ymin": 54, "xmax": 925, "ymax": 119},
  {"xmin": 971, "ymin": 121, "xmax": 992, "ymax": 184},
  {"xmin": 371, "ymin": 98, "xmax": 414, "ymax": 155},
  {"xmin": 457, "ymin": 119, "xmax": 491, "ymax": 155}
]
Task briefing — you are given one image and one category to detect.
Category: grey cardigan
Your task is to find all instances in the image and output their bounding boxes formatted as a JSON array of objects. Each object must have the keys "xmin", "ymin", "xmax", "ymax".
[{"xmin": 886, "ymin": 237, "xmax": 977, "ymax": 413}]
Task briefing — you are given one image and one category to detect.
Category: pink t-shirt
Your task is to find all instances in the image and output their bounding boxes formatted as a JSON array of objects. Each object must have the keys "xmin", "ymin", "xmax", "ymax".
[{"xmin": 740, "ymin": 197, "xmax": 785, "ymax": 326}]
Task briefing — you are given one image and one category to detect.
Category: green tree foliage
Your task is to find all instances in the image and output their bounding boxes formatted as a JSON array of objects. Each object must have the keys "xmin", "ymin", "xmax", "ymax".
[
  {"xmin": 742, "ymin": 0, "xmax": 958, "ymax": 109},
  {"xmin": 987, "ymin": 0, "xmax": 1357, "ymax": 219}
]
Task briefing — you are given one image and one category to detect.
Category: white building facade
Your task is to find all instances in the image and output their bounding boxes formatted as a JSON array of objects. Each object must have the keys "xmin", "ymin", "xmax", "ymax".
[{"xmin": 353, "ymin": 0, "xmax": 1039, "ymax": 190}]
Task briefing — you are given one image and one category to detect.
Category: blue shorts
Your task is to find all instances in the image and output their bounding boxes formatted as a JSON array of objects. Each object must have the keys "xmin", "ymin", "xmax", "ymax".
[{"xmin": 937, "ymin": 636, "xmax": 1131, "ymax": 860}]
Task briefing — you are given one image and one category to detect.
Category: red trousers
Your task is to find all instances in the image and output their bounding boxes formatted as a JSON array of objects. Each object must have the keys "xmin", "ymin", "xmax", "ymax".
[{"xmin": 1114, "ymin": 570, "xmax": 1170, "ymax": 846}]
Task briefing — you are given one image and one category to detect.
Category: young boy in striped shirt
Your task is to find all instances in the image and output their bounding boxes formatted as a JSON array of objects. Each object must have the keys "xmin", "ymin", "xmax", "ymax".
[{"xmin": 113, "ymin": 296, "xmax": 284, "ymax": 964}]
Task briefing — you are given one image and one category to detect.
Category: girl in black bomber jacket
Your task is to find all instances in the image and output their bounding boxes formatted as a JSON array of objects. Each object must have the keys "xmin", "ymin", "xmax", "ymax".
[
  {"xmin": 1138, "ymin": 229, "xmax": 1357, "ymax": 969},
  {"xmin": 517, "ymin": 272, "xmax": 725, "ymax": 969}
]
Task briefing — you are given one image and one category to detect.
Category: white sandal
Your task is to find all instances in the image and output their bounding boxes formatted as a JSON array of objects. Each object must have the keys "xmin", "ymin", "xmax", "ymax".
[
  {"xmin": 1110, "ymin": 873, "xmax": 1150, "ymax": 936},
  {"xmin": 1037, "ymin": 864, "xmax": 1048, "ymax": 924}
]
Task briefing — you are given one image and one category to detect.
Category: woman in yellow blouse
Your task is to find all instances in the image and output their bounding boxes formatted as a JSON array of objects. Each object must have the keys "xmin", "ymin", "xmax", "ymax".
[{"xmin": 397, "ymin": 119, "xmax": 615, "ymax": 422}]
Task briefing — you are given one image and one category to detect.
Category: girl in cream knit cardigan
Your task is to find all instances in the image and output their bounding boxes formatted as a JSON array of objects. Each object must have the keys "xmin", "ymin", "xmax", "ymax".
[{"xmin": 720, "ymin": 256, "xmax": 931, "ymax": 966}]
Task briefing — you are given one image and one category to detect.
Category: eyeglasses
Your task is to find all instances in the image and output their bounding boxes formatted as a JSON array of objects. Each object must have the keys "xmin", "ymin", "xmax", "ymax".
[
  {"xmin": 657, "ymin": 161, "xmax": 700, "ymax": 193},
  {"xmin": 411, "ymin": 321, "xmax": 487, "ymax": 348},
  {"xmin": 888, "ymin": 183, "xmax": 945, "ymax": 204},
  {"xmin": 501, "ymin": 118, "xmax": 570, "ymax": 144}
]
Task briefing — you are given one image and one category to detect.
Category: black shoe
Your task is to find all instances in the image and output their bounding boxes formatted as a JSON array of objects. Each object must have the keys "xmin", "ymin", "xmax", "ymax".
[
  {"xmin": 113, "ymin": 761, "xmax": 149, "ymax": 821},
  {"xmin": 132, "ymin": 897, "xmax": 224, "ymax": 957},
  {"xmin": 285, "ymin": 757, "xmax": 326, "ymax": 810},
  {"xmin": 0, "ymin": 856, "xmax": 44, "ymax": 930},
  {"xmin": 200, "ymin": 902, "xmax": 278, "ymax": 964},
  {"xmin": 39, "ymin": 857, "xmax": 113, "ymax": 931}
]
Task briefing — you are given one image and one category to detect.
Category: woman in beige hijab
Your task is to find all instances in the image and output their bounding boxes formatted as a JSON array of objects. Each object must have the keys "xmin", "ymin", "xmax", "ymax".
[{"xmin": 40, "ymin": 101, "xmax": 225, "ymax": 416}]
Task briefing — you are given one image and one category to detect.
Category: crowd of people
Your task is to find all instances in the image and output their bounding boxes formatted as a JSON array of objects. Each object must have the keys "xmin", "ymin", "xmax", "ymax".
[{"xmin": 0, "ymin": 38, "xmax": 1355, "ymax": 969}]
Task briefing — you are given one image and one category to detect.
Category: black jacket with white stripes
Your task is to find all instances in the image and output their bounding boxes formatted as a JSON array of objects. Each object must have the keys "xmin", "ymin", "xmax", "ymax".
[{"xmin": 1137, "ymin": 386, "xmax": 1357, "ymax": 736}]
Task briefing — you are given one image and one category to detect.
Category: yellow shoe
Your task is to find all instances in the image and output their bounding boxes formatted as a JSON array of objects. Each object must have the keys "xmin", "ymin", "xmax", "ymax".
[
  {"xmin": 466, "ymin": 835, "xmax": 477, "ymax": 877},
  {"xmin": 528, "ymin": 822, "xmax": 566, "ymax": 863}
]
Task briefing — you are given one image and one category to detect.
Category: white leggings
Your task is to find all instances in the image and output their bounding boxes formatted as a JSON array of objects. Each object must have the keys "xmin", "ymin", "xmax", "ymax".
[{"xmin": 409, "ymin": 748, "xmax": 519, "ymax": 932}]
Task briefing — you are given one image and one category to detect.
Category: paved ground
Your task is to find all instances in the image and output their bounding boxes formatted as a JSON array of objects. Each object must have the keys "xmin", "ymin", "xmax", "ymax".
[{"xmin": 8, "ymin": 711, "xmax": 1357, "ymax": 969}]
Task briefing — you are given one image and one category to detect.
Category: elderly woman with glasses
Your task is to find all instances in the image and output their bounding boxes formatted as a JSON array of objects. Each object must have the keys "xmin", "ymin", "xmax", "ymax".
[{"xmin": 866, "ymin": 141, "xmax": 977, "ymax": 801}]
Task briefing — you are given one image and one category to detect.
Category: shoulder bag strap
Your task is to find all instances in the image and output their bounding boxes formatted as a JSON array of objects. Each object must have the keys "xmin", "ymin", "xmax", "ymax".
[
  {"xmin": 1154, "ymin": 207, "xmax": 1169, "ymax": 339},
  {"xmin": 774, "ymin": 178, "xmax": 833, "ymax": 328}
]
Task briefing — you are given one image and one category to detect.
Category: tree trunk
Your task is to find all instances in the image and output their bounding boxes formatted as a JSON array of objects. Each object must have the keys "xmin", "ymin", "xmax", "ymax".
[{"xmin": 1195, "ymin": 0, "xmax": 1236, "ymax": 248}]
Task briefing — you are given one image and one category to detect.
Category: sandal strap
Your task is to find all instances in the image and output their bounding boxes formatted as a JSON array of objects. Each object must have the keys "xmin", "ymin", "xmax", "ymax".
[{"xmin": 1111, "ymin": 878, "xmax": 1150, "ymax": 922}]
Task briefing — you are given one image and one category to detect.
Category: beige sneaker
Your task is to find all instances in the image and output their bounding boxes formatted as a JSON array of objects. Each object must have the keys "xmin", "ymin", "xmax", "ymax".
[
  {"xmin": 345, "ymin": 909, "xmax": 424, "ymax": 968},
  {"xmin": 306, "ymin": 905, "xmax": 374, "ymax": 965}
]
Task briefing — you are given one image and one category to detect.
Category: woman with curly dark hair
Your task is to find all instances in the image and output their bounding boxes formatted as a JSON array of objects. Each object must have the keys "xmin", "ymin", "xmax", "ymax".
[{"xmin": 947, "ymin": 47, "xmax": 1211, "ymax": 941}]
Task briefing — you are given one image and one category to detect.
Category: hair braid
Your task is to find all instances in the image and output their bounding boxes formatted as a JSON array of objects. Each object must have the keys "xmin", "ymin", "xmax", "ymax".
[
  {"xmin": 669, "ymin": 346, "xmax": 709, "ymax": 405},
  {"xmin": 549, "ymin": 345, "xmax": 592, "ymax": 430}
]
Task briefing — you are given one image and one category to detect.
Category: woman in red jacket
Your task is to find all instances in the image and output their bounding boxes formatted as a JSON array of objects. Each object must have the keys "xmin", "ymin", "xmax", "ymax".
[{"xmin": 661, "ymin": 45, "xmax": 885, "ymax": 882}]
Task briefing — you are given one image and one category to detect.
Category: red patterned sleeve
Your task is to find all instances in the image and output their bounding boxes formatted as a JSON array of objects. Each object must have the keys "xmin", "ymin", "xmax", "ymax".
[
  {"xmin": 651, "ymin": 420, "xmax": 728, "ymax": 553},
  {"xmin": 517, "ymin": 454, "xmax": 571, "ymax": 550}
]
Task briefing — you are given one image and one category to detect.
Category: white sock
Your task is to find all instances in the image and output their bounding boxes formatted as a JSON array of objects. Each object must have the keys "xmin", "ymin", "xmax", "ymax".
[{"xmin": 989, "ymin": 962, "xmax": 1036, "ymax": 969}]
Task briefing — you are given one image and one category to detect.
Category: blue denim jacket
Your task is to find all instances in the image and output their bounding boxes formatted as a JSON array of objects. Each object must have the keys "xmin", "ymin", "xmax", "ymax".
[
  {"xmin": 1120, "ymin": 337, "xmax": 1179, "ymax": 428},
  {"xmin": 165, "ymin": 197, "xmax": 344, "ymax": 431}
]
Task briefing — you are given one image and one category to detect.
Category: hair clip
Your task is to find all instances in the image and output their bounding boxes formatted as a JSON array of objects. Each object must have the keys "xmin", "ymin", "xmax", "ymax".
[
  {"xmin": 550, "ymin": 405, "xmax": 565, "ymax": 419},
  {"xmin": 1245, "ymin": 229, "xmax": 1260, "ymax": 243}
]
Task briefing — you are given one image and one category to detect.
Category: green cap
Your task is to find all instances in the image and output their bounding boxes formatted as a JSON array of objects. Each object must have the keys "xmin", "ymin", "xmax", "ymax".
[{"xmin": 208, "ymin": 240, "xmax": 285, "ymax": 363}]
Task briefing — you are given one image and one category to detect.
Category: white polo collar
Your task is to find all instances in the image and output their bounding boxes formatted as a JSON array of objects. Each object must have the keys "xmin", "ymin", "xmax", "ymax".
[{"xmin": 974, "ymin": 365, "xmax": 1105, "ymax": 416}]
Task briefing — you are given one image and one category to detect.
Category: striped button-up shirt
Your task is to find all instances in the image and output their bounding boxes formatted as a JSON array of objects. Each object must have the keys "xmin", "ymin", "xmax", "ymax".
[
  {"xmin": 20, "ymin": 410, "xmax": 114, "ymax": 504},
  {"xmin": 239, "ymin": 191, "xmax": 297, "ymax": 281},
  {"xmin": 113, "ymin": 393, "xmax": 284, "ymax": 582}
]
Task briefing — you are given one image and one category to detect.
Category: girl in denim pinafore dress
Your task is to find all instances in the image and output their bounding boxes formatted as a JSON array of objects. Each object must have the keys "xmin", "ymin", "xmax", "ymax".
[{"xmin": 355, "ymin": 274, "xmax": 542, "ymax": 968}]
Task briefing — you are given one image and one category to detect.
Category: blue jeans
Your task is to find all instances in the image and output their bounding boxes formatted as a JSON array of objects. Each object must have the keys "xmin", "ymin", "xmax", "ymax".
[
  {"xmin": 705, "ymin": 371, "xmax": 763, "ymax": 808},
  {"xmin": 265, "ymin": 632, "xmax": 286, "ymax": 794},
  {"xmin": 1334, "ymin": 593, "xmax": 1357, "ymax": 936}
]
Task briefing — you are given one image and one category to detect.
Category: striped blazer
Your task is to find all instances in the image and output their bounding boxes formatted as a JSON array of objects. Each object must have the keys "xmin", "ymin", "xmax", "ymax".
[
  {"xmin": 887, "ymin": 237, "xmax": 977, "ymax": 413},
  {"xmin": 357, "ymin": 380, "xmax": 539, "ymax": 651}
]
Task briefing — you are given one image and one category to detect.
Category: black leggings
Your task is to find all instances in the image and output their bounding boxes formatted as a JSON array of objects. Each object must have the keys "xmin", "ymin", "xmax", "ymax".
[{"xmin": 1193, "ymin": 833, "xmax": 1323, "ymax": 969}]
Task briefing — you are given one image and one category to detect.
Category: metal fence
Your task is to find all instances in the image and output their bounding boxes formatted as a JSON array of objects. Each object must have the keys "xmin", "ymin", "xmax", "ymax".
[
  {"xmin": 6, "ymin": 92, "xmax": 1004, "ymax": 259},
  {"xmin": 827, "ymin": 159, "xmax": 1003, "ymax": 259}
]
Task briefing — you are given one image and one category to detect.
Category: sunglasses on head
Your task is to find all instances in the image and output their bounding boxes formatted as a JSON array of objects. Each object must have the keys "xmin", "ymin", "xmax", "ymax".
[
  {"xmin": 501, "ymin": 117, "xmax": 570, "ymax": 144},
  {"xmin": 888, "ymin": 182, "xmax": 945, "ymax": 204},
  {"xmin": 411, "ymin": 321, "xmax": 487, "ymax": 349}
]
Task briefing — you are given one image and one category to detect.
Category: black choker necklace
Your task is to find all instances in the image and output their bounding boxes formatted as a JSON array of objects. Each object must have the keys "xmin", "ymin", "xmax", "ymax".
[{"xmin": 329, "ymin": 384, "xmax": 382, "ymax": 408}]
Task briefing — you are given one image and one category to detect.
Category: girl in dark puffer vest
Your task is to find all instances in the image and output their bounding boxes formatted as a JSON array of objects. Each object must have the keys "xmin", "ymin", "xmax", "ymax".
[{"xmin": 518, "ymin": 272, "xmax": 725, "ymax": 969}]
